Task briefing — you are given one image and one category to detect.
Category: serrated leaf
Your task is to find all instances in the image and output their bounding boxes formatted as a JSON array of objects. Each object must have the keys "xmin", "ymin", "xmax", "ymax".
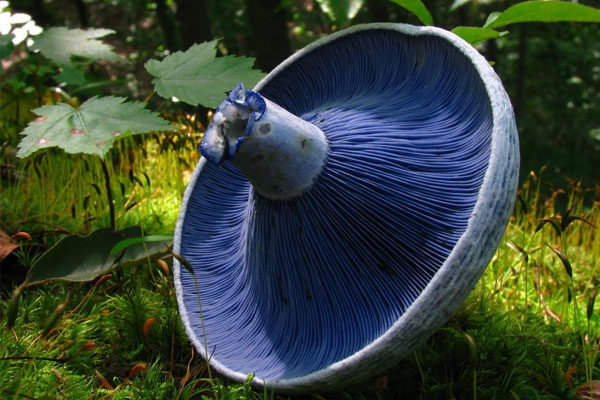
[
  {"xmin": 17, "ymin": 96, "xmax": 175, "ymax": 158},
  {"xmin": 145, "ymin": 40, "xmax": 265, "ymax": 108},
  {"xmin": 452, "ymin": 26, "xmax": 501, "ymax": 45},
  {"xmin": 485, "ymin": 1, "xmax": 600, "ymax": 29},
  {"xmin": 315, "ymin": 0, "xmax": 364, "ymax": 25},
  {"xmin": 30, "ymin": 27, "xmax": 121, "ymax": 66},
  {"xmin": 388, "ymin": 0, "xmax": 434, "ymax": 26}
]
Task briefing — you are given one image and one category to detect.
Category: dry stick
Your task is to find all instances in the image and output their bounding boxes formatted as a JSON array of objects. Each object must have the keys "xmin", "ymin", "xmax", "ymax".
[
  {"xmin": 143, "ymin": 90, "xmax": 156, "ymax": 103},
  {"xmin": 534, "ymin": 265, "xmax": 561, "ymax": 324},
  {"xmin": 100, "ymin": 157, "xmax": 116, "ymax": 231},
  {"xmin": 176, "ymin": 347, "xmax": 195, "ymax": 400}
]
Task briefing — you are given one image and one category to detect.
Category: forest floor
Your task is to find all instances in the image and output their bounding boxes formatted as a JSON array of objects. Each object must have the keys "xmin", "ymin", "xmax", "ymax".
[{"xmin": 1, "ymin": 133, "xmax": 600, "ymax": 399}]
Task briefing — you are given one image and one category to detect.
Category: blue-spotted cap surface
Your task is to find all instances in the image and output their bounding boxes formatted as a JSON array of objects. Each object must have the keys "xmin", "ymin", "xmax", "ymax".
[{"xmin": 174, "ymin": 23, "xmax": 519, "ymax": 391}]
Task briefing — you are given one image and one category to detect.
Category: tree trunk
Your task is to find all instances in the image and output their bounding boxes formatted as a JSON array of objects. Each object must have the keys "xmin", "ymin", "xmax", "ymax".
[
  {"xmin": 515, "ymin": 24, "xmax": 528, "ymax": 120},
  {"xmin": 11, "ymin": 0, "xmax": 53, "ymax": 26},
  {"xmin": 73, "ymin": 0, "xmax": 88, "ymax": 28},
  {"xmin": 155, "ymin": 0, "xmax": 179, "ymax": 51},
  {"xmin": 245, "ymin": 0, "xmax": 291, "ymax": 72},
  {"xmin": 175, "ymin": 0, "xmax": 212, "ymax": 49}
]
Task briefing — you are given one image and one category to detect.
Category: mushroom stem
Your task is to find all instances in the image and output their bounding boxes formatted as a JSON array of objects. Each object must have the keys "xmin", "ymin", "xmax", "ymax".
[{"xmin": 200, "ymin": 83, "xmax": 328, "ymax": 200}]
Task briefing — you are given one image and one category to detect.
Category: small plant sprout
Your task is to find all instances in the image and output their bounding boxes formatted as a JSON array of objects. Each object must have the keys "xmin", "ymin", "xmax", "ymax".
[{"xmin": 173, "ymin": 24, "xmax": 519, "ymax": 391}]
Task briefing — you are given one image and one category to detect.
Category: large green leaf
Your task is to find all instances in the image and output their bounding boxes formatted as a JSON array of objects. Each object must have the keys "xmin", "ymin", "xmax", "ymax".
[
  {"xmin": 452, "ymin": 26, "xmax": 501, "ymax": 45},
  {"xmin": 17, "ymin": 96, "xmax": 175, "ymax": 158},
  {"xmin": 315, "ymin": 0, "xmax": 364, "ymax": 25},
  {"xmin": 388, "ymin": 0, "xmax": 434, "ymax": 25},
  {"xmin": 30, "ymin": 27, "xmax": 122, "ymax": 66},
  {"xmin": 145, "ymin": 40, "xmax": 265, "ymax": 108},
  {"xmin": 485, "ymin": 1, "xmax": 600, "ymax": 29},
  {"xmin": 26, "ymin": 227, "xmax": 172, "ymax": 285}
]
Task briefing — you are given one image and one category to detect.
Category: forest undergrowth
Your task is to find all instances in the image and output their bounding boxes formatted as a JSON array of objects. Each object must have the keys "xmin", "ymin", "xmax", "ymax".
[{"xmin": 1, "ymin": 135, "xmax": 600, "ymax": 399}]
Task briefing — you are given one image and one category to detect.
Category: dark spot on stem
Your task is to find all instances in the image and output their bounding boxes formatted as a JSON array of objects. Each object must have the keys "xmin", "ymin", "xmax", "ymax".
[{"xmin": 259, "ymin": 123, "xmax": 271, "ymax": 135}]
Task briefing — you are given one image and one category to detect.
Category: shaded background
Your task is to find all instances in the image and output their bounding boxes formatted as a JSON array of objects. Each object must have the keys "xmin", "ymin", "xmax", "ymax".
[{"xmin": 6, "ymin": 0, "xmax": 600, "ymax": 186}]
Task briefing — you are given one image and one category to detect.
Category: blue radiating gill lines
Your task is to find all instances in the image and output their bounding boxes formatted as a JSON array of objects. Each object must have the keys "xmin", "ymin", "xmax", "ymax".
[
  {"xmin": 248, "ymin": 193, "xmax": 401, "ymax": 378},
  {"xmin": 179, "ymin": 29, "xmax": 494, "ymax": 380},
  {"xmin": 180, "ymin": 163, "xmax": 256, "ymax": 361}
]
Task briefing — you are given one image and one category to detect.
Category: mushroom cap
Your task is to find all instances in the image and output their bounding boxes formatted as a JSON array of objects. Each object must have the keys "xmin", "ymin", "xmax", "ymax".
[{"xmin": 174, "ymin": 23, "xmax": 519, "ymax": 391}]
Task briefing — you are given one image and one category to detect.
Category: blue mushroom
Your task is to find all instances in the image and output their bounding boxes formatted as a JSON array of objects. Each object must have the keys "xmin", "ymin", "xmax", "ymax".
[{"xmin": 174, "ymin": 23, "xmax": 519, "ymax": 391}]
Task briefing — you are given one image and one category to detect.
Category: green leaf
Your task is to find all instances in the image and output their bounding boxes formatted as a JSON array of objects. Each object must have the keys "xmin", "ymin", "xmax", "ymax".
[
  {"xmin": 315, "ymin": 0, "xmax": 364, "ymax": 25},
  {"xmin": 110, "ymin": 234, "xmax": 174, "ymax": 255},
  {"xmin": 387, "ymin": 0, "xmax": 434, "ymax": 26},
  {"xmin": 16, "ymin": 96, "xmax": 175, "ymax": 158},
  {"xmin": 0, "ymin": 34, "xmax": 14, "ymax": 61},
  {"xmin": 587, "ymin": 289, "xmax": 598, "ymax": 321},
  {"xmin": 26, "ymin": 227, "xmax": 138, "ymax": 285},
  {"xmin": 145, "ymin": 40, "xmax": 265, "ymax": 108},
  {"xmin": 452, "ymin": 26, "xmax": 501, "ymax": 45},
  {"xmin": 114, "ymin": 238, "xmax": 172, "ymax": 270},
  {"xmin": 25, "ymin": 227, "xmax": 172, "ymax": 285},
  {"xmin": 54, "ymin": 64, "xmax": 87, "ymax": 86},
  {"xmin": 449, "ymin": 0, "xmax": 471, "ymax": 12},
  {"xmin": 30, "ymin": 27, "xmax": 121, "ymax": 66},
  {"xmin": 485, "ymin": 1, "xmax": 600, "ymax": 29},
  {"xmin": 484, "ymin": 11, "xmax": 502, "ymax": 28}
]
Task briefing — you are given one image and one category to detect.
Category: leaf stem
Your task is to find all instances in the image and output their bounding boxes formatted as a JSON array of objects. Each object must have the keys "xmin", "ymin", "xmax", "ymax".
[{"xmin": 99, "ymin": 157, "xmax": 116, "ymax": 231}]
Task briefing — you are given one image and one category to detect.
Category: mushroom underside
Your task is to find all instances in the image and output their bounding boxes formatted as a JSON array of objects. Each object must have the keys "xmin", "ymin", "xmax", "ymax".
[{"xmin": 179, "ymin": 29, "xmax": 494, "ymax": 380}]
